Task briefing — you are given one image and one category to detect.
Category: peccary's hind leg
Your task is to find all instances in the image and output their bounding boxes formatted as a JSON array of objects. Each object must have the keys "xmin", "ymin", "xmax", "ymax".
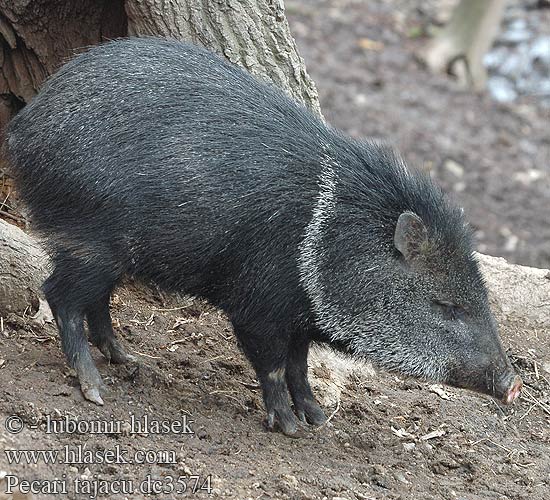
[
  {"xmin": 44, "ymin": 251, "xmax": 120, "ymax": 406},
  {"xmin": 87, "ymin": 294, "xmax": 135, "ymax": 364},
  {"xmin": 286, "ymin": 336, "xmax": 327, "ymax": 425},
  {"xmin": 54, "ymin": 306, "xmax": 105, "ymax": 405},
  {"xmin": 233, "ymin": 321, "xmax": 302, "ymax": 437},
  {"xmin": 44, "ymin": 267, "xmax": 105, "ymax": 405}
]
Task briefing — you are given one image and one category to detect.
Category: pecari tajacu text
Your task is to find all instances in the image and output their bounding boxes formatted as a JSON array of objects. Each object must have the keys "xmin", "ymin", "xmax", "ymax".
[{"xmin": 5, "ymin": 37, "xmax": 522, "ymax": 436}]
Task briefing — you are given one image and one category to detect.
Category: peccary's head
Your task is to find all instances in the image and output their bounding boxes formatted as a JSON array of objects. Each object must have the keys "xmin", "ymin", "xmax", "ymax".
[{"xmin": 299, "ymin": 143, "xmax": 521, "ymax": 405}]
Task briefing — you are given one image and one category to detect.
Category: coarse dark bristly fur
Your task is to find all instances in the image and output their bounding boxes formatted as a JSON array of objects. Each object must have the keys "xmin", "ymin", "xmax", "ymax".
[{"xmin": 5, "ymin": 37, "xmax": 520, "ymax": 436}]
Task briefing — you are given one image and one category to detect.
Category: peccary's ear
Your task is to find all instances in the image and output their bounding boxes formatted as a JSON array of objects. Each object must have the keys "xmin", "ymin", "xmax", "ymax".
[{"xmin": 394, "ymin": 212, "xmax": 429, "ymax": 263}]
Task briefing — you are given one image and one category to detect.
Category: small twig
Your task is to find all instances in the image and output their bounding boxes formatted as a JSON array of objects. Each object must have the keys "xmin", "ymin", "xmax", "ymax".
[
  {"xmin": 203, "ymin": 354, "xmax": 224, "ymax": 363},
  {"xmin": 488, "ymin": 439, "xmax": 513, "ymax": 455},
  {"xmin": 131, "ymin": 350, "xmax": 162, "ymax": 359},
  {"xmin": 488, "ymin": 398, "xmax": 507, "ymax": 417},
  {"xmin": 209, "ymin": 390, "xmax": 248, "ymax": 410},
  {"xmin": 519, "ymin": 403, "xmax": 537, "ymax": 422},
  {"xmin": 314, "ymin": 399, "xmax": 341, "ymax": 432},
  {"xmin": 216, "ymin": 329, "xmax": 233, "ymax": 341},
  {"xmin": 470, "ymin": 438, "xmax": 487, "ymax": 447},
  {"xmin": 151, "ymin": 305, "xmax": 192, "ymax": 312},
  {"xmin": 168, "ymin": 339, "xmax": 187, "ymax": 346},
  {"xmin": 129, "ymin": 313, "xmax": 155, "ymax": 327},
  {"xmin": 0, "ymin": 209, "xmax": 24, "ymax": 223},
  {"xmin": 238, "ymin": 380, "xmax": 260, "ymax": 390},
  {"xmin": 521, "ymin": 387, "xmax": 550, "ymax": 417},
  {"xmin": 0, "ymin": 188, "xmax": 11, "ymax": 211},
  {"xmin": 471, "ymin": 437, "xmax": 513, "ymax": 455}
]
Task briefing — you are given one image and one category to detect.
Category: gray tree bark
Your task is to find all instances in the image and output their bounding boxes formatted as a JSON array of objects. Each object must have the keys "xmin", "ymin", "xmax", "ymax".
[
  {"xmin": 0, "ymin": 0, "xmax": 127, "ymax": 124},
  {"xmin": 0, "ymin": 0, "xmax": 320, "ymax": 130},
  {"xmin": 420, "ymin": 0, "xmax": 507, "ymax": 89},
  {"xmin": 125, "ymin": 0, "xmax": 321, "ymax": 117},
  {"xmin": 0, "ymin": 219, "xmax": 49, "ymax": 315}
]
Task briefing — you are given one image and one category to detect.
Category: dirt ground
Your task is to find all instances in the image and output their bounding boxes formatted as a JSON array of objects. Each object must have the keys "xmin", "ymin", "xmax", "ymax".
[
  {"xmin": 1, "ymin": 1, "xmax": 549, "ymax": 499},
  {"xmin": 1, "ymin": 284, "xmax": 549, "ymax": 500}
]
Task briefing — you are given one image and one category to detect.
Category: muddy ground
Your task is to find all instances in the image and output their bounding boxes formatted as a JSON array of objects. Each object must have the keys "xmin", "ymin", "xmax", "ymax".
[{"xmin": 1, "ymin": 0, "xmax": 549, "ymax": 499}]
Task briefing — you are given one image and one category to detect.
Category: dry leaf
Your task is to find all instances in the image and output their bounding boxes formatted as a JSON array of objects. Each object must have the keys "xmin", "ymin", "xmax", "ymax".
[
  {"xmin": 420, "ymin": 428, "xmax": 446, "ymax": 440},
  {"xmin": 391, "ymin": 426, "xmax": 415, "ymax": 439},
  {"xmin": 429, "ymin": 384, "xmax": 452, "ymax": 400},
  {"xmin": 358, "ymin": 38, "xmax": 384, "ymax": 51}
]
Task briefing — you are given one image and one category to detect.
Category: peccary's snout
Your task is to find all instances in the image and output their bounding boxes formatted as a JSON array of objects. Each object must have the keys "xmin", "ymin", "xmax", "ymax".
[
  {"xmin": 447, "ymin": 356, "xmax": 522, "ymax": 405},
  {"xmin": 502, "ymin": 374, "xmax": 523, "ymax": 405},
  {"xmin": 481, "ymin": 366, "xmax": 523, "ymax": 405}
]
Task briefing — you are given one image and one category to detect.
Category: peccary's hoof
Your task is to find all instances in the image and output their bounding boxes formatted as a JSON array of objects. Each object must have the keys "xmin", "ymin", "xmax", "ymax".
[
  {"xmin": 98, "ymin": 338, "xmax": 136, "ymax": 365},
  {"xmin": 82, "ymin": 385, "xmax": 105, "ymax": 406},
  {"xmin": 75, "ymin": 359, "xmax": 107, "ymax": 406},
  {"xmin": 295, "ymin": 399, "xmax": 328, "ymax": 426},
  {"xmin": 264, "ymin": 409, "xmax": 307, "ymax": 438}
]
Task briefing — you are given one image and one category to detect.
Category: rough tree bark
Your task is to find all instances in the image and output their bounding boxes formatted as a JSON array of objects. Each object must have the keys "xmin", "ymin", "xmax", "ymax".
[
  {"xmin": 0, "ymin": 0, "xmax": 320, "ymax": 130},
  {"xmin": 0, "ymin": 0, "xmax": 320, "ymax": 315},
  {"xmin": 0, "ymin": 219, "xmax": 49, "ymax": 315},
  {"xmin": 124, "ymin": 0, "xmax": 321, "ymax": 117},
  {"xmin": 0, "ymin": 0, "xmax": 128, "ymax": 124},
  {"xmin": 420, "ymin": 0, "xmax": 508, "ymax": 89}
]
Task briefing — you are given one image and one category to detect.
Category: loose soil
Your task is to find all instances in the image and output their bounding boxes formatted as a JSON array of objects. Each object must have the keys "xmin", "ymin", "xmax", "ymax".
[
  {"xmin": 0, "ymin": 285, "xmax": 548, "ymax": 500},
  {"xmin": 1, "ymin": 1, "xmax": 549, "ymax": 499}
]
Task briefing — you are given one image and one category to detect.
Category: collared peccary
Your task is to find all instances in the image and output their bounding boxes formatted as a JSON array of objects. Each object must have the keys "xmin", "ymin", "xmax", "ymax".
[{"xmin": 5, "ymin": 37, "xmax": 521, "ymax": 436}]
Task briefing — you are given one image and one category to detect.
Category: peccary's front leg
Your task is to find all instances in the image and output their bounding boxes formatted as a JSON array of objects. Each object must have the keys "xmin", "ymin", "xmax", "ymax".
[
  {"xmin": 286, "ymin": 336, "xmax": 327, "ymax": 426},
  {"xmin": 259, "ymin": 366, "xmax": 303, "ymax": 436},
  {"xmin": 232, "ymin": 322, "xmax": 301, "ymax": 436}
]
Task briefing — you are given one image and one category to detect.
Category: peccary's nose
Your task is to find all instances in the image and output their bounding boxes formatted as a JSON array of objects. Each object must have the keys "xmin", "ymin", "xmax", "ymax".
[{"xmin": 502, "ymin": 375, "xmax": 522, "ymax": 405}]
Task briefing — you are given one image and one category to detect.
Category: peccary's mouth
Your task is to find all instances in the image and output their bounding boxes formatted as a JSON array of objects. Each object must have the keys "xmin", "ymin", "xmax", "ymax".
[{"xmin": 446, "ymin": 367, "xmax": 522, "ymax": 405}]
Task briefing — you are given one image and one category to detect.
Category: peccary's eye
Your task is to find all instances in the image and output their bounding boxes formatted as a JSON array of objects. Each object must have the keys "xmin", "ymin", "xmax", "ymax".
[{"xmin": 433, "ymin": 300, "xmax": 467, "ymax": 321}]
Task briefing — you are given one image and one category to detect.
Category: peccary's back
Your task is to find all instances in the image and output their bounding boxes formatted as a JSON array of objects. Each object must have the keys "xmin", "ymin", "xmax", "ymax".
[
  {"xmin": 6, "ymin": 38, "xmax": 334, "ymax": 292},
  {"xmin": 7, "ymin": 37, "xmax": 325, "ymax": 212}
]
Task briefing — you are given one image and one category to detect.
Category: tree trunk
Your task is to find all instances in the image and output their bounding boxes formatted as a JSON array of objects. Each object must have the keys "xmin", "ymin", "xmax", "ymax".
[
  {"xmin": 0, "ymin": 219, "xmax": 49, "ymax": 315},
  {"xmin": 420, "ymin": 0, "xmax": 508, "ymax": 90},
  {"xmin": 0, "ymin": 0, "xmax": 320, "ymax": 315},
  {"xmin": 0, "ymin": 0, "xmax": 320, "ymax": 131},
  {"xmin": 0, "ymin": 0, "xmax": 128, "ymax": 122},
  {"xmin": 124, "ymin": 0, "xmax": 321, "ymax": 117}
]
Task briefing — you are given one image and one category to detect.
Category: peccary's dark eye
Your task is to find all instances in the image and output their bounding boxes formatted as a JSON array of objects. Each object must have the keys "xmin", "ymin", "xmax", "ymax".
[{"xmin": 433, "ymin": 300, "xmax": 467, "ymax": 321}]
